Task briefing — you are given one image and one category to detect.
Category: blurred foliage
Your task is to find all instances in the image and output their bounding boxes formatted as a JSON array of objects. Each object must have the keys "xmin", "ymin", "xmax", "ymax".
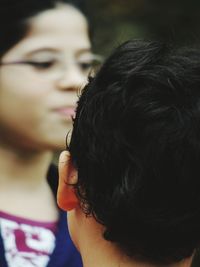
[{"xmin": 86, "ymin": 0, "xmax": 200, "ymax": 56}]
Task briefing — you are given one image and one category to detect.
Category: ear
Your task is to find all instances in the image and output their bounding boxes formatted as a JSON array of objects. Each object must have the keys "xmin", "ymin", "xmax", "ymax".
[{"xmin": 57, "ymin": 150, "xmax": 79, "ymax": 211}]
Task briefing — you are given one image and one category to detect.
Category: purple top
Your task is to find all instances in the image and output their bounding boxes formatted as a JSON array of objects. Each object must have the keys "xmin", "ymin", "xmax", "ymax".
[{"xmin": 0, "ymin": 211, "xmax": 58, "ymax": 266}]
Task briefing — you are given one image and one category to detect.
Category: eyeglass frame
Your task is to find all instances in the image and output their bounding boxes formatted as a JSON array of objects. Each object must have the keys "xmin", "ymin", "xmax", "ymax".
[{"xmin": 0, "ymin": 54, "xmax": 103, "ymax": 80}]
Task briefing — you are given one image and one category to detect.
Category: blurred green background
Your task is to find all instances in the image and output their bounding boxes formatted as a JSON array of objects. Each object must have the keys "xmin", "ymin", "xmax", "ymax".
[
  {"xmin": 86, "ymin": 0, "xmax": 200, "ymax": 56},
  {"xmin": 85, "ymin": 1, "xmax": 200, "ymax": 266}
]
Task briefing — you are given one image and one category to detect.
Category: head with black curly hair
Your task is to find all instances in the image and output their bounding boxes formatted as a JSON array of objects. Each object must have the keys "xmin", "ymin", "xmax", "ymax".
[{"xmin": 58, "ymin": 40, "xmax": 200, "ymax": 267}]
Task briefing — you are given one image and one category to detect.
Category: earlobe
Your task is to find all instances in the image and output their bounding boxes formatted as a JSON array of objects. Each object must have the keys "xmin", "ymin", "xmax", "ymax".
[{"xmin": 57, "ymin": 150, "xmax": 79, "ymax": 211}]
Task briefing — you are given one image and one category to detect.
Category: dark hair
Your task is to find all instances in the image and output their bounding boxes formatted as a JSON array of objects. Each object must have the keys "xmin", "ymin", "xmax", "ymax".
[
  {"xmin": 0, "ymin": 0, "xmax": 88, "ymax": 57},
  {"xmin": 69, "ymin": 40, "xmax": 200, "ymax": 265}
]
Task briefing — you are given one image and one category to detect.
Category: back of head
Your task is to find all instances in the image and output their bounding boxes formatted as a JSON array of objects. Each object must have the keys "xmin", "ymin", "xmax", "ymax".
[
  {"xmin": 70, "ymin": 40, "xmax": 200, "ymax": 265},
  {"xmin": 0, "ymin": 0, "xmax": 87, "ymax": 56}
]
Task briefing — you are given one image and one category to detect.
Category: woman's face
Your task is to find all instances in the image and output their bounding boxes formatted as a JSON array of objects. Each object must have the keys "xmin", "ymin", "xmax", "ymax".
[{"xmin": 0, "ymin": 4, "xmax": 92, "ymax": 151}]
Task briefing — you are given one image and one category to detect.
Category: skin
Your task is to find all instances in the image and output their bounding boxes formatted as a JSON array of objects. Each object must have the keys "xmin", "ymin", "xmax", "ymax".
[{"xmin": 0, "ymin": 4, "xmax": 91, "ymax": 221}]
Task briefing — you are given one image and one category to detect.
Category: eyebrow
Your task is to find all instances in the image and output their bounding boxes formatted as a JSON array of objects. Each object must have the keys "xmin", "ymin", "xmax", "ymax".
[
  {"xmin": 75, "ymin": 48, "xmax": 93, "ymax": 57},
  {"xmin": 25, "ymin": 47, "xmax": 92, "ymax": 57}
]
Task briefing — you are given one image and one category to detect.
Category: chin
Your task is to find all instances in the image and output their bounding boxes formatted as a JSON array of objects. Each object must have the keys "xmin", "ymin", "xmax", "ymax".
[
  {"xmin": 50, "ymin": 143, "xmax": 66, "ymax": 152},
  {"xmin": 38, "ymin": 139, "xmax": 66, "ymax": 152},
  {"xmin": 48, "ymin": 134, "xmax": 69, "ymax": 150}
]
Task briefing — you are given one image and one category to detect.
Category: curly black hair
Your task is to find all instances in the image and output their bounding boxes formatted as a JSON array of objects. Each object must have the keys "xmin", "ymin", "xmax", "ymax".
[{"xmin": 69, "ymin": 40, "xmax": 200, "ymax": 265}]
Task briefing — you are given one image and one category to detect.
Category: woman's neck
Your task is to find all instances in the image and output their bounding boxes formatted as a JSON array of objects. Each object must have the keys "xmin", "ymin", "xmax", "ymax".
[
  {"xmin": 0, "ymin": 145, "xmax": 53, "ymax": 190},
  {"xmin": 0, "ymin": 145, "xmax": 59, "ymax": 221}
]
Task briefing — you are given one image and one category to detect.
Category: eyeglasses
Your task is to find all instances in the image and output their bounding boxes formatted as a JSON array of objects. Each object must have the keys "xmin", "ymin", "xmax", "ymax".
[{"xmin": 0, "ymin": 54, "xmax": 103, "ymax": 81}]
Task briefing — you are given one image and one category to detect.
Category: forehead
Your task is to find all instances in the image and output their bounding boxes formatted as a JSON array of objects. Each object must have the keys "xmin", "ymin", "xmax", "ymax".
[{"xmin": 3, "ymin": 4, "xmax": 91, "ymax": 60}]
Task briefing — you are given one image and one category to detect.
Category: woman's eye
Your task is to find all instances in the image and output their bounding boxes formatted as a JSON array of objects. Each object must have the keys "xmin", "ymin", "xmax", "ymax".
[
  {"xmin": 79, "ymin": 61, "xmax": 93, "ymax": 71},
  {"xmin": 79, "ymin": 57, "xmax": 102, "ymax": 73},
  {"xmin": 27, "ymin": 61, "xmax": 55, "ymax": 69}
]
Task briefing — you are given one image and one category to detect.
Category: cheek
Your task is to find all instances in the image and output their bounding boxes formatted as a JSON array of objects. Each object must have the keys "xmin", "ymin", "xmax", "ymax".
[
  {"xmin": 0, "ymin": 84, "xmax": 41, "ymax": 124},
  {"xmin": 0, "ymin": 71, "xmax": 52, "ymax": 119},
  {"xmin": 0, "ymin": 69, "xmax": 51, "ymax": 98},
  {"xmin": 0, "ymin": 74, "xmax": 51, "ymax": 137},
  {"xmin": 0, "ymin": 72, "xmax": 67, "ymax": 150}
]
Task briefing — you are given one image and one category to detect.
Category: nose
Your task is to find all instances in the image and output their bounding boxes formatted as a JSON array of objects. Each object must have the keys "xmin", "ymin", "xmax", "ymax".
[{"xmin": 56, "ymin": 66, "xmax": 87, "ymax": 92}]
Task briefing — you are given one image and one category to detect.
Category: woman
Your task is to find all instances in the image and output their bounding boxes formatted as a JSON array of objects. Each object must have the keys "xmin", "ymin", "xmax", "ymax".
[{"xmin": 0, "ymin": 1, "xmax": 96, "ymax": 266}]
